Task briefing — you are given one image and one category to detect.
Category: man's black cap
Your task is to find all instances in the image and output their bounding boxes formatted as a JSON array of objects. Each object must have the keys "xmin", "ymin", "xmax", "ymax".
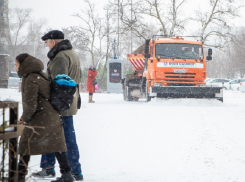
[{"xmin": 41, "ymin": 30, "xmax": 64, "ymax": 41}]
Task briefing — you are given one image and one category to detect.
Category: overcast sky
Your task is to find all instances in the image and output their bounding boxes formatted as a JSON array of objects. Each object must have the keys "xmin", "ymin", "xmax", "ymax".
[
  {"xmin": 9, "ymin": 0, "xmax": 107, "ymax": 30},
  {"xmin": 9, "ymin": 0, "xmax": 245, "ymax": 32}
]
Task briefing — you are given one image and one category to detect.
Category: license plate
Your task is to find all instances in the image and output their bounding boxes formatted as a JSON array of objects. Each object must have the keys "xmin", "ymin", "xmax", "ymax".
[{"xmin": 174, "ymin": 69, "xmax": 187, "ymax": 73}]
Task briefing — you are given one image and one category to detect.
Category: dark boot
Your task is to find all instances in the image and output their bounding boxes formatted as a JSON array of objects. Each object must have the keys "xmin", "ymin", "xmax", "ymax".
[
  {"xmin": 18, "ymin": 155, "xmax": 30, "ymax": 182},
  {"xmin": 51, "ymin": 171, "xmax": 74, "ymax": 182}
]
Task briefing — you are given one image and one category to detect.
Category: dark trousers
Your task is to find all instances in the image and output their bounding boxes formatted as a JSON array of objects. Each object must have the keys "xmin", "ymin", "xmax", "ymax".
[
  {"xmin": 18, "ymin": 152, "xmax": 71, "ymax": 176},
  {"xmin": 40, "ymin": 116, "xmax": 82, "ymax": 174}
]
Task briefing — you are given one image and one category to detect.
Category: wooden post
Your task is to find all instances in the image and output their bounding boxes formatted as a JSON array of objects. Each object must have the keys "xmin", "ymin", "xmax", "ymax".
[{"xmin": 0, "ymin": 102, "xmax": 19, "ymax": 182}]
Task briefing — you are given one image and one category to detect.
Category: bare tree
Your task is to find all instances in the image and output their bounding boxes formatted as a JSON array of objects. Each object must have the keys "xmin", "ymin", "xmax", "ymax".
[
  {"xmin": 107, "ymin": 0, "xmax": 187, "ymax": 45},
  {"xmin": 206, "ymin": 26, "xmax": 245, "ymax": 79},
  {"xmin": 134, "ymin": 0, "xmax": 188, "ymax": 36},
  {"xmin": 192, "ymin": 0, "xmax": 244, "ymax": 46},
  {"xmin": 68, "ymin": 0, "xmax": 119, "ymax": 87},
  {"xmin": 5, "ymin": 8, "xmax": 33, "ymax": 57},
  {"xmin": 108, "ymin": 0, "xmax": 160, "ymax": 57},
  {"xmin": 5, "ymin": 8, "xmax": 47, "ymax": 70},
  {"xmin": 230, "ymin": 27, "xmax": 245, "ymax": 78},
  {"xmin": 99, "ymin": 6, "xmax": 115, "ymax": 81},
  {"xmin": 117, "ymin": 0, "xmax": 149, "ymax": 39},
  {"xmin": 72, "ymin": 0, "xmax": 105, "ymax": 67}
]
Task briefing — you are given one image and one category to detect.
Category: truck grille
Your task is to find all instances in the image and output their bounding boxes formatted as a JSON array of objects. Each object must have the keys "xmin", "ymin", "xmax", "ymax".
[
  {"xmin": 167, "ymin": 83, "xmax": 195, "ymax": 86},
  {"xmin": 165, "ymin": 72, "xmax": 196, "ymax": 79},
  {"xmin": 166, "ymin": 80, "xmax": 194, "ymax": 82}
]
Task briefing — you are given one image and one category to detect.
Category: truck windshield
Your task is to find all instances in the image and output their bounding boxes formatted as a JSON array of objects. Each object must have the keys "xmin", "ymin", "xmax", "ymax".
[{"xmin": 155, "ymin": 43, "xmax": 203, "ymax": 59}]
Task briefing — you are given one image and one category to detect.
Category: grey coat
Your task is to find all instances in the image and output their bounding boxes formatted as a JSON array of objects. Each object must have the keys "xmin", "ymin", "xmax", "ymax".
[
  {"xmin": 47, "ymin": 40, "xmax": 82, "ymax": 116},
  {"xmin": 18, "ymin": 56, "xmax": 67, "ymax": 155}
]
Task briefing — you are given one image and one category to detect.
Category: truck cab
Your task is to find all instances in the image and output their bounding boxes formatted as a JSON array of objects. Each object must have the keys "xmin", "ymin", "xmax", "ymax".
[{"xmin": 145, "ymin": 37, "xmax": 207, "ymax": 87}]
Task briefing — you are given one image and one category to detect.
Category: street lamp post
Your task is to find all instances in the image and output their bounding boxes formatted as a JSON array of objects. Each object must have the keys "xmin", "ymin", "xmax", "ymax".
[
  {"xmin": 118, "ymin": 0, "xmax": 120, "ymax": 58},
  {"xmin": 131, "ymin": 0, "xmax": 133, "ymax": 53},
  {"xmin": 99, "ymin": 18, "xmax": 102, "ymax": 55}
]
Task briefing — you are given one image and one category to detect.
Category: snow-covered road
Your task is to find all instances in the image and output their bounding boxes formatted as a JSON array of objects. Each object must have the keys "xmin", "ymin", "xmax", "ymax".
[{"xmin": 1, "ymin": 89, "xmax": 245, "ymax": 182}]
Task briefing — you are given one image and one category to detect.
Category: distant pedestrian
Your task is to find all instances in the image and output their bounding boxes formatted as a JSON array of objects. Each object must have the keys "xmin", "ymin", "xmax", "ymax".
[
  {"xmin": 15, "ymin": 53, "xmax": 73, "ymax": 182},
  {"xmin": 86, "ymin": 64, "xmax": 97, "ymax": 103},
  {"xmin": 32, "ymin": 30, "xmax": 83, "ymax": 181}
]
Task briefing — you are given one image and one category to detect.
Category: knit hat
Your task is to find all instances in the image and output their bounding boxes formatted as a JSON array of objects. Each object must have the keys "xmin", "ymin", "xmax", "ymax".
[
  {"xmin": 41, "ymin": 30, "xmax": 64, "ymax": 41},
  {"xmin": 89, "ymin": 64, "xmax": 93, "ymax": 69}
]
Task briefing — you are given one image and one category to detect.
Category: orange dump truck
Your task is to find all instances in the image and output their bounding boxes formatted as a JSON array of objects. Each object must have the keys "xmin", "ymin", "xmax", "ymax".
[{"xmin": 121, "ymin": 35, "xmax": 223, "ymax": 102}]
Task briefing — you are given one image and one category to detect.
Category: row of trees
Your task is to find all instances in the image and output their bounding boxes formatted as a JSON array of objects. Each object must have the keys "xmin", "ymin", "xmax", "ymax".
[
  {"xmin": 2, "ymin": 0, "xmax": 245, "ymax": 88},
  {"xmin": 207, "ymin": 27, "xmax": 245, "ymax": 79},
  {"xmin": 2, "ymin": 8, "xmax": 47, "ymax": 69}
]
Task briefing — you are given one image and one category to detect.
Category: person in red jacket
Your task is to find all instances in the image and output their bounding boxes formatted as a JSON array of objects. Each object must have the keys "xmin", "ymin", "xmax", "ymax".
[{"xmin": 86, "ymin": 64, "xmax": 97, "ymax": 103}]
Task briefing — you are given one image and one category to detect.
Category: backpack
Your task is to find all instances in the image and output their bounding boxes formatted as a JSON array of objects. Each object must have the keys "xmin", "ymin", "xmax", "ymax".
[{"xmin": 30, "ymin": 73, "xmax": 80, "ymax": 111}]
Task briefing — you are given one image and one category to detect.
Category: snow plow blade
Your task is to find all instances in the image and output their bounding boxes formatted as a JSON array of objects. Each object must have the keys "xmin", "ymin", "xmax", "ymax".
[{"xmin": 150, "ymin": 86, "xmax": 223, "ymax": 102}]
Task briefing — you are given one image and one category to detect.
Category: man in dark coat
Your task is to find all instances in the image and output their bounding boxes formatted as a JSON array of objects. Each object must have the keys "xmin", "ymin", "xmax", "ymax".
[{"xmin": 32, "ymin": 30, "xmax": 83, "ymax": 181}]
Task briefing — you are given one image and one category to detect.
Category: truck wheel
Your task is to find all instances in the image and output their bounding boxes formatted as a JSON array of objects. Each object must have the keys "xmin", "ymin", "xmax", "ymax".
[
  {"xmin": 124, "ymin": 78, "xmax": 133, "ymax": 101},
  {"xmin": 145, "ymin": 81, "xmax": 151, "ymax": 102},
  {"xmin": 217, "ymin": 98, "xmax": 223, "ymax": 102},
  {"xmin": 123, "ymin": 82, "xmax": 126, "ymax": 100},
  {"xmin": 126, "ymin": 86, "xmax": 133, "ymax": 101}
]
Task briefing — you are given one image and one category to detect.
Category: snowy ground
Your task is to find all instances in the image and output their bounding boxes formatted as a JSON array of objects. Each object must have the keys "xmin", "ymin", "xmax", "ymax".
[{"xmin": 1, "ymin": 88, "xmax": 245, "ymax": 182}]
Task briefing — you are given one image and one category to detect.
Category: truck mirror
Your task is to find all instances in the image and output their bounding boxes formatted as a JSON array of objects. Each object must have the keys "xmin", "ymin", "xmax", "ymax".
[
  {"xmin": 208, "ymin": 48, "xmax": 212, "ymax": 56},
  {"xmin": 206, "ymin": 56, "xmax": 212, "ymax": 61},
  {"xmin": 144, "ymin": 39, "xmax": 151, "ymax": 59},
  {"xmin": 145, "ymin": 39, "xmax": 150, "ymax": 54}
]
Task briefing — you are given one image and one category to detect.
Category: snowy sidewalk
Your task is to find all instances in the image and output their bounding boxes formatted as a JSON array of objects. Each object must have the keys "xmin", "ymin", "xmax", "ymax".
[{"xmin": 1, "ymin": 89, "xmax": 245, "ymax": 182}]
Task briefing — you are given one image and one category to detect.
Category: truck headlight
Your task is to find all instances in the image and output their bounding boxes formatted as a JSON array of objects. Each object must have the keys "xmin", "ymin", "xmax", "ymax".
[{"xmin": 153, "ymin": 83, "xmax": 162, "ymax": 86}]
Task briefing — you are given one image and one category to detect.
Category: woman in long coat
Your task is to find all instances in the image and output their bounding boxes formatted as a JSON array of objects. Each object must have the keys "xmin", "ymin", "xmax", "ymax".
[
  {"xmin": 15, "ymin": 53, "xmax": 73, "ymax": 182},
  {"xmin": 86, "ymin": 64, "xmax": 97, "ymax": 103}
]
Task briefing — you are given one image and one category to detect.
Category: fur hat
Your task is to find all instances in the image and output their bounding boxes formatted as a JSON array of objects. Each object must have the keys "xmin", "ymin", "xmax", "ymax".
[{"xmin": 41, "ymin": 30, "xmax": 64, "ymax": 41}]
